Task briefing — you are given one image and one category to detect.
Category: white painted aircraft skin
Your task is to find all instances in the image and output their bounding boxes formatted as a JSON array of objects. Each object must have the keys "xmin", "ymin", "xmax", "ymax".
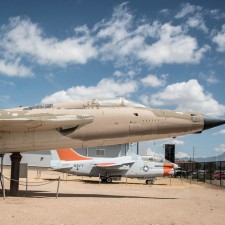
[{"xmin": 51, "ymin": 148, "xmax": 178, "ymax": 184}]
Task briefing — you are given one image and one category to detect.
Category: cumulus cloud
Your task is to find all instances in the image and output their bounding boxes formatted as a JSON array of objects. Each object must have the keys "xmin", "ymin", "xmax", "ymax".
[
  {"xmin": 95, "ymin": 4, "xmax": 208, "ymax": 67},
  {"xmin": 215, "ymin": 144, "xmax": 225, "ymax": 153},
  {"xmin": 41, "ymin": 78, "xmax": 138, "ymax": 104},
  {"xmin": 175, "ymin": 3, "xmax": 202, "ymax": 19},
  {"xmin": 141, "ymin": 74, "xmax": 166, "ymax": 88},
  {"xmin": 148, "ymin": 79, "xmax": 225, "ymax": 116},
  {"xmin": 170, "ymin": 139, "xmax": 185, "ymax": 145},
  {"xmin": 1, "ymin": 17, "xmax": 97, "ymax": 66},
  {"xmin": 0, "ymin": 3, "xmax": 210, "ymax": 77},
  {"xmin": 209, "ymin": 9, "xmax": 225, "ymax": 20},
  {"xmin": 138, "ymin": 23, "xmax": 210, "ymax": 66},
  {"xmin": 199, "ymin": 73, "xmax": 219, "ymax": 85},
  {"xmin": 0, "ymin": 59, "xmax": 32, "ymax": 77},
  {"xmin": 176, "ymin": 152, "xmax": 190, "ymax": 159},
  {"xmin": 212, "ymin": 24, "xmax": 225, "ymax": 52},
  {"xmin": 213, "ymin": 129, "xmax": 225, "ymax": 135},
  {"xmin": 113, "ymin": 70, "xmax": 137, "ymax": 78},
  {"xmin": 187, "ymin": 13, "xmax": 208, "ymax": 33},
  {"xmin": 146, "ymin": 149, "xmax": 164, "ymax": 158}
]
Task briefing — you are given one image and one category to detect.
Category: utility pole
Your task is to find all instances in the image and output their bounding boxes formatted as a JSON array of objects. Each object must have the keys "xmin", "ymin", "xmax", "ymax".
[{"xmin": 193, "ymin": 146, "xmax": 195, "ymax": 162}]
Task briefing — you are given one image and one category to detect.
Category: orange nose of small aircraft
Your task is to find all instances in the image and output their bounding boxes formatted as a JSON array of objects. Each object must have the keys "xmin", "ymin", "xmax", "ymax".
[{"xmin": 163, "ymin": 163, "xmax": 177, "ymax": 176}]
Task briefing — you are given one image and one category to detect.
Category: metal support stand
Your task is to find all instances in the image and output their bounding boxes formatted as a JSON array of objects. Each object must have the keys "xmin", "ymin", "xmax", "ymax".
[
  {"xmin": 56, "ymin": 176, "xmax": 60, "ymax": 199},
  {"xmin": 10, "ymin": 152, "xmax": 22, "ymax": 196},
  {"xmin": 0, "ymin": 153, "xmax": 4, "ymax": 175}
]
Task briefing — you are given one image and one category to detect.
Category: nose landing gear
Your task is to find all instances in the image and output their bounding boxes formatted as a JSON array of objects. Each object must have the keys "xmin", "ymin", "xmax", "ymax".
[
  {"xmin": 101, "ymin": 176, "xmax": 112, "ymax": 183},
  {"xmin": 145, "ymin": 178, "xmax": 155, "ymax": 185}
]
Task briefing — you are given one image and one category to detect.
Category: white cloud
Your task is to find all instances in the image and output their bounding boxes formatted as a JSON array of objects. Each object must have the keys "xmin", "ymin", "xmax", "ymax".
[
  {"xmin": 170, "ymin": 139, "xmax": 185, "ymax": 146},
  {"xmin": 213, "ymin": 129, "xmax": 225, "ymax": 135},
  {"xmin": 0, "ymin": 59, "xmax": 32, "ymax": 77},
  {"xmin": 113, "ymin": 70, "xmax": 136, "ymax": 78},
  {"xmin": 0, "ymin": 4, "xmax": 209, "ymax": 72},
  {"xmin": 158, "ymin": 138, "xmax": 185, "ymax": 146},
  {"xmin": 187, "ymin": 14, "xmax": 208, "ymax": 33},
  {"xmin": 175, "ymin": 3, "xmax": 202, "ymax": 19},
  {"xmin": 210, "ymin": 9, "xmax": 225, "ymax": 20},
  {"xmin": 215, "ymin": 144, "xmax": 225, "ymax": 153},
  {"xmin": 95, "ymin": 5, "xmax": 208, "ymax": 67},
  {"xmin": 199, "ymin": 72, "xmax": 219, "ymax": 84},
  {"xmin": 141, "ymin": 74, "xmax": 166, "ymax": 88},
  {"xmin": 138, "ymin": 23, "xmax": 210, "ymax": 66},
  {"xmin": 176, "ymin": 152, "xmax": 190, "ymax": 159},
  {"xmin": 149, "ymin": 79, "xmax": 225, "ymax": 117},
  {"xmin": 205, "ymin": 75, "xmax": 219, "ymax": 84},
  {"xmin": 212, "ymin": 24, "xmax": 225, "ymax": 52},
  {"xmin": 146, "ymin": 149, "xmax": 164, "ymax": 158},
  {"xmin": 41, "ymin": 78, "xmax": 138, "ymax": 104},
  {"xmin": 1, "ymin": 17, "xmax": 97, "ymax": 66}
]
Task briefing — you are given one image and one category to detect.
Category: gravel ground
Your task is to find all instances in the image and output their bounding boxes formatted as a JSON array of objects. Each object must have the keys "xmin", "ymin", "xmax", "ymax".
[{"xmin": 1, "ymin": 168, "xmax": 225, "ymax": 225}]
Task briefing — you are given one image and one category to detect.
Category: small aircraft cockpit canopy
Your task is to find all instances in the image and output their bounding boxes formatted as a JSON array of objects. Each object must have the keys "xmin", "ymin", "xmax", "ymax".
[
  {"xmin": 141, "ymin": 156, "xmax": 164, "ymax": 162},
  {"xmin": 97, "ymin": 98, "xmax": 146, "ymax": 108}
]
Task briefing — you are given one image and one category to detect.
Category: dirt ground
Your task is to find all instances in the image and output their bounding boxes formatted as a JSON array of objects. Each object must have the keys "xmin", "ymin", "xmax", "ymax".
[{"xmin": 1, "ymin": 167, "xmax": 225, "ymax": 225}]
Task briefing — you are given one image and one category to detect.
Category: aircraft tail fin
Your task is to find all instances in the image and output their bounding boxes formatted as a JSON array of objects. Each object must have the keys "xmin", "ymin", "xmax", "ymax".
[{"xmin": 54, "ymin": 148, "xmax": 92, "ymax": 161}]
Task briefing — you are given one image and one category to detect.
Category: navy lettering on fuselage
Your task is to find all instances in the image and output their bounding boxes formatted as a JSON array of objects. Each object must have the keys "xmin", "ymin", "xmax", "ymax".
[{"xmin": 73, "ymin": 164, "xmax": 84, "ymax": 170}]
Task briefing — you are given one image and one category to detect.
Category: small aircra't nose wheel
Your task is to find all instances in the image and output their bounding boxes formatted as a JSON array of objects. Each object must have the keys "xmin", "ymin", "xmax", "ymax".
[
  {"xmin": 106, "ymin": 177, "xmax": 112, "ymax": 183},
  {"xmin": 145, "ymin": 179, "xmax": 154, "ymax": 185},
  {"xmin": 101, "ymin": 177, "xmax": 112, "ymax": 183}
]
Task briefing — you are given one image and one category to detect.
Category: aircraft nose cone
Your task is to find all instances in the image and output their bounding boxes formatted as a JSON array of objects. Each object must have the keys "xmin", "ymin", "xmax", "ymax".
[
  {"xmin": 173, "ymin": 163, "xmax": 179, "ymax": 169},
  {"xmin": 203, "ymin": 117, "xmax": 225, "ymax": 131}
]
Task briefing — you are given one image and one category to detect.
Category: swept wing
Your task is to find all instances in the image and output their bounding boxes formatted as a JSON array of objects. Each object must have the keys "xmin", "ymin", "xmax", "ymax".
[
  {"xmin": 94, "ymin": 161, "xmax": 135, "ymax": 170},
  {"xmin": 0, "ymin": 113, "xmax": 94, "ymax": 132}
]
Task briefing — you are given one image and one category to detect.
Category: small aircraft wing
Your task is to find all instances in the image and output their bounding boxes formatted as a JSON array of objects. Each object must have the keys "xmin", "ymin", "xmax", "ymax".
[
  {"xmin": 0, "ymin": 113, "xmax": 94, "ymax": 132},
  {"xmin": 94, "ymin": 161, "xmax": 135, "ymax": 170},
  {"xmin": 51, "ymin": 166, "xmax": 73, "ymax": 173}
]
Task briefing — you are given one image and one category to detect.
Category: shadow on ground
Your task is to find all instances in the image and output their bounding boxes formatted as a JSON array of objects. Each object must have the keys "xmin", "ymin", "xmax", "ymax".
[{"xmin": 1, "ymin": 189, "xmax": 178, "ymax": 200}]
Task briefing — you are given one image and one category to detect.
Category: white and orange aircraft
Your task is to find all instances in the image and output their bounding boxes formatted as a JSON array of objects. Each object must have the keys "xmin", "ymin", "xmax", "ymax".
[{"xmin": 51, "ymin": 148, "xmax": 178, "ymax": 184}]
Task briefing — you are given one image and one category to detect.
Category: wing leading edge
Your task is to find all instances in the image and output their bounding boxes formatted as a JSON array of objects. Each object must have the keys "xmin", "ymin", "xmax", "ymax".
[
  {"xmin": 95, "ymin": 161, "xmax": 135, "ymax": 170},
  {"xmin": 0, "ymin": 114, "xmax": 94, "ymax": 132}
]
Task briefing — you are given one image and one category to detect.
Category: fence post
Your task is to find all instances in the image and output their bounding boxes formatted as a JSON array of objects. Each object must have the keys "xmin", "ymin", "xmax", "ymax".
[
  {"xmin": 204, "ymin": 162, "xmax": 206, "ymax": 183},
  {"xmin": 1, "ymin": 174, "xmax": 5, "ymax": 199},
  {"xmin": 56, "ymin": 176, "xmax": 60, "ymax": 199}
]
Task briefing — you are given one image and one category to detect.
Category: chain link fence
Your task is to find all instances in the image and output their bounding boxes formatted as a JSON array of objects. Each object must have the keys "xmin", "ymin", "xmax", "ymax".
[{"xmin": 177, "ymin": 161, "xmax": 225, "ymax": 187}]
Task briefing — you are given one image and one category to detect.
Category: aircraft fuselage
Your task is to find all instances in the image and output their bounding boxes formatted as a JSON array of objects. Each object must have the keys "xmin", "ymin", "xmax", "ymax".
[{"xmin": 0, "ymin": 98, "xmax": 205, "ymax": 153}]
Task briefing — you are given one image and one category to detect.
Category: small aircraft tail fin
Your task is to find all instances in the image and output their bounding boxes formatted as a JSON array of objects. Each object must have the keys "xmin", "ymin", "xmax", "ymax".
[{"xmin": 55, "ymin": 148, "xmax": 92, "ymax": 161}]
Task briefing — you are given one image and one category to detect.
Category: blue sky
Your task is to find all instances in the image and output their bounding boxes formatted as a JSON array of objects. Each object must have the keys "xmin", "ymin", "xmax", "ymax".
[{"xmin": 0, "ymin": 0, "xmax": 225, "ymax": 158}]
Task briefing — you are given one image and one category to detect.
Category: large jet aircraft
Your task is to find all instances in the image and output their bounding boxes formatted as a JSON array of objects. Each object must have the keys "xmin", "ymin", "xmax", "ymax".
[
  {"xmin": 51, "ymin": 148, "xmax": 178, "ymax": 184},
  {"xmin": 0, "ymin": 97, "xmax": 224, "ymax": 154}
]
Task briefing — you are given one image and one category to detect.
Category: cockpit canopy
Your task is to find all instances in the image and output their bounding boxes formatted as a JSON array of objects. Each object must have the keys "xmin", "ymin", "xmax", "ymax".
[
  {"xmin": 97, "ymin": 98, "xmax": 146, "ymax": 108},
  {"xmin": 23, "ymin": 98, "xmax": 146, "ymax": 110}
]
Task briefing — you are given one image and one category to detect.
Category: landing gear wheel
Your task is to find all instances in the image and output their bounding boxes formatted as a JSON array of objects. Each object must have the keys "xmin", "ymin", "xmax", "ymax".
[
  {"xmin": 146, "ymin": 179, "xmax": 154, "ymax": 185},
  {"xmin": 106, "ymin": 177, "xmax": 112, "ymax": 183}
]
